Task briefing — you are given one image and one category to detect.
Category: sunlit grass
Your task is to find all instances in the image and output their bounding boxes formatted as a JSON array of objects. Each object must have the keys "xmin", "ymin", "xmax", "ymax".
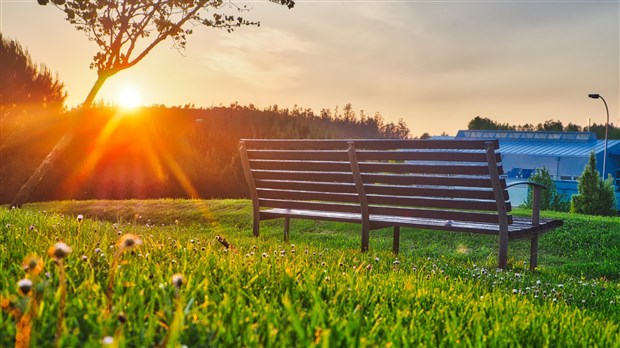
[{"xmin": 1, "ymin": 200, "xmax": 619, "ymax": 346}]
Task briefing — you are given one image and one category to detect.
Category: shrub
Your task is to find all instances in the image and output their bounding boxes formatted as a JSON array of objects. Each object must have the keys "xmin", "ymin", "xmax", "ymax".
[
  {"xmin": 524, "ymin": 166, "xmax": 570, "ymax": 212},
  {"xmin": 571, "ymin": 152, "xmax": 617, "ymax": 216}
]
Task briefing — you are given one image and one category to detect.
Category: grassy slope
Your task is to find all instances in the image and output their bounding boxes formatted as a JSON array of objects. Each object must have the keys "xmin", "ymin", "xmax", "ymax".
[{"xmin": 1, "ymin": 199, "xmax": 619, "ymax": 346}]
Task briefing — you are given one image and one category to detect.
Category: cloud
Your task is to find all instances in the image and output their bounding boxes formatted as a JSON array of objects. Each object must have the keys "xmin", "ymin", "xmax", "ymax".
[{"xmin": 201, "ymin": 27, "xmax": 315, "ymax": 90}]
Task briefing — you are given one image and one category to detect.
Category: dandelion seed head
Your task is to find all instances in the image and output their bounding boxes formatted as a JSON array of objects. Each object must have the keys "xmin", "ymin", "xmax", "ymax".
[
  {"xmin": 22, "ymin": 254, "xmax": 43, "ymax": 275},
  {"xmin": 29, "ymin": 225, "xmax": 35, "ymax": 231},
  {"xmin": 374, "ymin": 257, "xmax": 380, "ymax": 262},
  {"xmin": 172, "ymin": 273, "xmax": 184, "ymax": 288},
  {"xmin": 48, "ymin": 242, "xmax": 71, "ymax": 260},
  {"xmin": 81, "ymin": 255, "xmax": 88, "ymax": 262},
  {"xmin": 77, "ymin": 214, "xmax": 84, "ymax": 222},
  {"xmin": 118, "ymin": 233, "xmax": 142, "ymax": 250},
  {"xmin": 17, "ymin": 278, "xmax": 33, "ymax": 295},
  {"xmin": 102, "ymin": 336, "xmax": 114, "ymax": 345}
]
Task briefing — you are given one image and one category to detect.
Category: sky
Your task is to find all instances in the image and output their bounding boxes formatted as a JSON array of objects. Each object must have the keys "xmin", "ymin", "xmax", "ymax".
[{"xmin": 1, "ymin": 0, "xmax": 619, "ymax": 136}]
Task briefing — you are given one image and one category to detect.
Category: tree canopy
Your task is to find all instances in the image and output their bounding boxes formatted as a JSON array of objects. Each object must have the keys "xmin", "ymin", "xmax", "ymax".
[
  {"xmin": 0, "ymin": 33, "xmax": 66, "ymax": 118},
  {"xmin": 37, "ymin": 0, "xmax": 295, "ymax": 106}
]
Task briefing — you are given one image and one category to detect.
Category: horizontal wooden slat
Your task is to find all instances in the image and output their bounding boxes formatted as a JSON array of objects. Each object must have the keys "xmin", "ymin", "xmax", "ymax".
[
  {"xmin": 361, "ymin": 175, "xmax": 494, "ymax": 188},
  {"xmin": 259, "ymin": 199, "xmax": 361, "ymax": 214},
  {"xmin": 368, "ymin": 206, "xmax": 513, "ymax": 224},
  {"xmin": 257, "ymin": 189, "xmax": 359, "ymax": 203},
  {"xmin": 252, "ymin": 170, "xmax": 354, "ymax": 183},
  {"xmin": 255, "ymin": 180, "xmax": 358, "ymax": 193},
  {"xmin": 366, "ymin": 195, "xmax": 499, "ymax": 211},
  {"xmin": 353, "ymin": 139, "xmax": 499, "ymax": 151},
  {"xmin": 247, "ymin": 150, "xmax": 349, "ymax": 161},
  {"xmin": 358, "ymin": 162, "xmax": 475, "ymax": 175},
  {"xmin": 243, "ymin": 140, "xmax": 349, "ymax": 150},
  {"xmin": 356, "ymin": 150, "xmax": 497, "ymax": 163},
  {"xmin": 361, "ymin": 163, "xmax": 496, "ymax": 176},
  {"xmin": 364, "ymin": 185, "xmax": 501, "ymax": 200},
  {"xmin": 241, "ymin": 139, "xmax": 499, "ymax": 151},
  {"xmin": 250, "ymin": 160, "xmax": 351, "ymax": 172},
  {"xmin": 261, "ymin": 209, "xmax": 362, "ymax": 224}
]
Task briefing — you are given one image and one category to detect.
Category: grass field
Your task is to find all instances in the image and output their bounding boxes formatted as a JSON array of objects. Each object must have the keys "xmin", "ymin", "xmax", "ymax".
[{"xmin": 1, "ymin": 199, "xmax": 619, "ymax": 347}]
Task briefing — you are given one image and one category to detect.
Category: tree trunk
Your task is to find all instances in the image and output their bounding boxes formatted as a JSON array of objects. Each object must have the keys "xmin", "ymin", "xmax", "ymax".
[{"xmin": 10, "ymin": 74, "xmax": 109, "ymax": 207}]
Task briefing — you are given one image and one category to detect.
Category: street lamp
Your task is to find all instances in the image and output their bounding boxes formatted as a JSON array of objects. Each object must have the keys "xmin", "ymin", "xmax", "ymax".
[{"xmin": 588, "ymin": 93, "xmax": 609, "ymax": 178}]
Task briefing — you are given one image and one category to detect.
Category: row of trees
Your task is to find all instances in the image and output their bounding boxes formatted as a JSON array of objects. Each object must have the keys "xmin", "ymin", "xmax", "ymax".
[
  {"xmin": 1, "ymin": 102, "xmax": 410, "ymax": 203},
  {"xmin": 468, "ymin": 116, "xmax": 620, "ymax": 139}
]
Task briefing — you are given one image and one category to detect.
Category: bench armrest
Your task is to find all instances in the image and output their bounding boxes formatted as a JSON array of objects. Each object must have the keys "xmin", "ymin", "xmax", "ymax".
[
  {"xmin": 505, "ymin": 181, "xmax": 547, "ymax": 190},
  {"xmin": 506, "ymin": 181, "xmax": 545, "ymax": 226}
]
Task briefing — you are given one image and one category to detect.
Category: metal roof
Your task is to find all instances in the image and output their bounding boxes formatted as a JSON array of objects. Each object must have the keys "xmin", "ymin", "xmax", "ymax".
[{"xmin": 442, "ymin": 130, "xmax": 620, "ymax": 157}]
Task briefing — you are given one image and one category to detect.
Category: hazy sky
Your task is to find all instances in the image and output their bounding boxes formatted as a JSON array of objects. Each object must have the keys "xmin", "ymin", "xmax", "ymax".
[{"xmin": 1, "ymin": 0, "xmax": 618, "ymax": 136}]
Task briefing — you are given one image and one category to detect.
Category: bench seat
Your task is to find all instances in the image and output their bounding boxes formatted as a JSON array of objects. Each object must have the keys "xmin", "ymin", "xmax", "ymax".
[{"xmin": 261, "ymin": 208, "xmax": 563, "ymax": 239}]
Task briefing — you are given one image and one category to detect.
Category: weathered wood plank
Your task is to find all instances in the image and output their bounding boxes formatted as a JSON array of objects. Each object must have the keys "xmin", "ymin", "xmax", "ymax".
[
  {"xmin": 255, "ymin": 180, "xmax": 358, "ymax": 193},
  {"xmin": 257, "ymin": 188, "xmax": 359, "ymax": 203},
  {"xmin": 366, "ymin": 195, "xmax": 500, "ymax": 211},
  {"xmin": 355, "ymin": 150, "xmax": 499, "ymax": 163},
  {"xmin": 259, "ymin": 199, "xmax": 361, "ymax": 214}
]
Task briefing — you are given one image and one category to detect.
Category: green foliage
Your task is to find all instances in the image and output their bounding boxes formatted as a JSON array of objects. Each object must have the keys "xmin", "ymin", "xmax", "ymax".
[
  {"xmin": 38, "ymin": 0, "xmax": 294, "ymax": 76},
  {"xmin": 467, "ymin": 116, "xmax": 515, "ymax": 131},
  {"xmin": 1, "ymin": 200, "xmax": 619, "ymax": 346},
  {"xmin": 0, "ymin": 34, "xmax": 66, "ymax": 118},
  {"xmin": 0, "ymin": 35, "xmax": 68, "ymax": 208},
  {"xmin": 524, "ymin": 167, "xmax": 570, "ymax": 212},
  {"xmin": 0, "ymin": 104, "xmax": 410, "ymax": 203},
  {"xmin": 571, "ymin": 152, "xmax": 617, "ymax": 216}
]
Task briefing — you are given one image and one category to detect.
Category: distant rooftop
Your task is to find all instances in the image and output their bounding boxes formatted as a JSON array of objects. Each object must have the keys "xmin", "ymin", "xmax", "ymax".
[
  {"xmin": 456, "ymin": 130, "xmax": 597, "ymax": 142},
  {"xmin": 449, "ymin": 130, "xmax": 620, "ymax": 157}
]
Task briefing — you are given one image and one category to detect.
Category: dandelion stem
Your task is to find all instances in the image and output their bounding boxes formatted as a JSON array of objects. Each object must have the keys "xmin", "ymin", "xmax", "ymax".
[{"xmin": 54, "ymin": 260, "xmax": 67, "ymax": 347}]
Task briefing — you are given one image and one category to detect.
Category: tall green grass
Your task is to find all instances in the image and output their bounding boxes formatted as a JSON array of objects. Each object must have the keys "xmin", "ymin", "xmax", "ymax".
[{"xmin": 1, "ymin": 200, "xmax": 619, "ymax": 346}]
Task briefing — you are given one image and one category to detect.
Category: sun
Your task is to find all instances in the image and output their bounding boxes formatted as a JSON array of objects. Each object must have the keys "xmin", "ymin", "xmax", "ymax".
[{"xmin": 117, "ymin": 87, "xmax": 142, "ymax": 109}]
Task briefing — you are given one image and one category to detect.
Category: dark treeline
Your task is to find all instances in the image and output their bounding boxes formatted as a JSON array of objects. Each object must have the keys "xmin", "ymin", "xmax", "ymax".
[
  {"xmin": 1, "ymin": 104, "xmax": 410, "ymax": 203},
  {"xmin": 468, "ymin": 116, "xmax": 620, "ymax": 139}
]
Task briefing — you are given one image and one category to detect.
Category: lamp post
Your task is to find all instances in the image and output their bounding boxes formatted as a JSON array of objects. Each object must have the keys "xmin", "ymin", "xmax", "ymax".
[{"xmin": 588, "ymin": 93, "xmax": 609, "ymax": 179}]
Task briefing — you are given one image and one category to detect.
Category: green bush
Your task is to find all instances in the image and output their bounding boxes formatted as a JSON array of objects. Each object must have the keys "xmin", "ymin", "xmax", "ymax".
[
  {"xmin": 524, "ymin": 166, "xmax": 570, "ymax": 212},
  {"xmin": 571, "ymin": 152, "xmax": 617, "ymax": 216}
]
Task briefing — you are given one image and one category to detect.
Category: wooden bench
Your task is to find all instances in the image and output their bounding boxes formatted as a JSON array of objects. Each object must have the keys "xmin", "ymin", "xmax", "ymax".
[{"xmin": 239, "ymin": 139, "xmax": 563, "ymax": 270}]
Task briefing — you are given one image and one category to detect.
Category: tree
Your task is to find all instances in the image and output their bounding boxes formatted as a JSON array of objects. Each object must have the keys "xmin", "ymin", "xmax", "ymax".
[
  {"xmin": 570, "ymin": 152, "xmax": 617, "ymax": 216},
  {"xmin": 467, "ymin": 116, "xmax": 514, "ymax": 131},
  {"xmin": 1, "ymin": 34, "xmax": 66, "ymax": 119},
  {"xmin": 524, "ymin": 167, "xmax": 569, "ymax": 212},
  {"xmin": 12, "ymin": 0, "xmax": 295, "ymax": 206},
  {"xmin": 1, "ymin": 35, "xmax": 67, "ymax": 203}
]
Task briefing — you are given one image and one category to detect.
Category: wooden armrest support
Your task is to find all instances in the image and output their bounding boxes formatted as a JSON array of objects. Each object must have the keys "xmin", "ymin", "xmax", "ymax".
[{"xmin": 506, "ymin": 181, "xmax": 545, "ymax": 226}]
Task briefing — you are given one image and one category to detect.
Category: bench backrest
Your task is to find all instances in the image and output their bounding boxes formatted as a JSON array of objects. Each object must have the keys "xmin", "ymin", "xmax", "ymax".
[{"xmin": 239, "ymin": 139, "xmax": 512, "ymax": 225}]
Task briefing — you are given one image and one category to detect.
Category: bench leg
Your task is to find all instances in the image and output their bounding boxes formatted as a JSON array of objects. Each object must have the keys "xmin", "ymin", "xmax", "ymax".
[
  {"xmin": 283, "ymin": 217, "xmax": 290, "ymax": 242},
  {"xmin": 530, "ymin": 235, "xmax": 539, "ymax": 271},
  {"xmin": 498, "ymin": 234, "xmax": 508, "ymax": 269},
  {"xmin": 393, "ymin": 226, "xmax": 400, "ymax": 254},
  {"xmin": 252, "ymin": 215, "xmax": 260, "ymax": 237},
  {"xmin": 361, "ymin": 221, "xmax": 370, "ymax": 252}
]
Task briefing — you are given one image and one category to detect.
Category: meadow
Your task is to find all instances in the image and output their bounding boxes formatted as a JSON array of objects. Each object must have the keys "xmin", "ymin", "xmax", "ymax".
[{"xmin": 1, "ymin": 199, "xmax": 619, "ymax": 347}]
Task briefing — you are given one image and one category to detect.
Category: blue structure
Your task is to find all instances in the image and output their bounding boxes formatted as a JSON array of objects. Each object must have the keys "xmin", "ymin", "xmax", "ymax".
[{"xmin": 453, "ymin": 130, "xmax": 620, "ymax": 211}]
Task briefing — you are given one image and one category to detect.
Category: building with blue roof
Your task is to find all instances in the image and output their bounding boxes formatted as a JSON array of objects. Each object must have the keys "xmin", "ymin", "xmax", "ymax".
[{"xmin": 453, "ymin": 130, "xmax": 620, "ymax": 211}]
